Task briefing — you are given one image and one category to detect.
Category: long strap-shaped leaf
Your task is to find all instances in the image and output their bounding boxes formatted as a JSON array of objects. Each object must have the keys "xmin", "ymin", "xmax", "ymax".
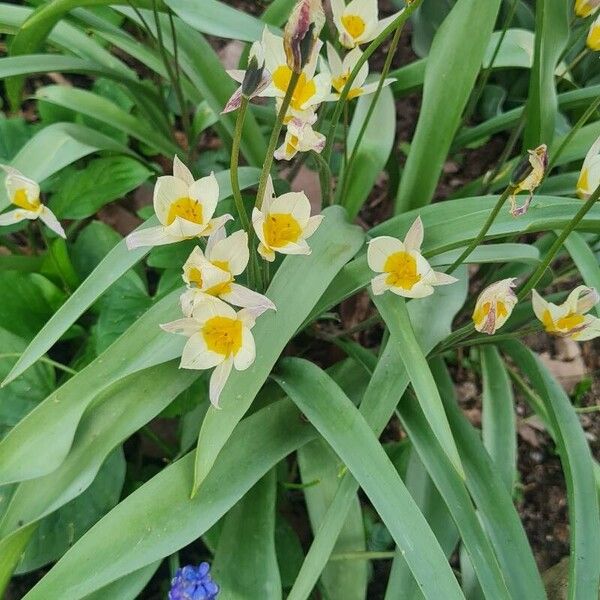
[
  {"xmin": 21, "ymin": 399, "xmax": 315, "ymax": 600},
  {"xmin": 372, "ymin": 293, "xmax": 463, "ymax": 477},
  {"xmin": 501, "ymin": 341, "xmax": 600, "ymax": 600},
  {"xmin": 192, "ymin": 207, "xmax": 364, "ymax": 493},
  {"xmin": 273, "ymin": 358, "xmax": 465, "ymax": 600}
]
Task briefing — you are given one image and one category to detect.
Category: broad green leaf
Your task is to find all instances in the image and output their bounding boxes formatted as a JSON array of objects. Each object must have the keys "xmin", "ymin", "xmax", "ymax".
[
  {"xmin": 82, "ymin": 563, "xmax": 160, "ymax": 600},
  {"xmin": 213, "ymin": 470, "xmax": 281, "ymax": 599},
  {"xmin": 480, "ymin": 346, "xmax": 517, "ymax": 493},
  {"xmin": 193, "ymin": 207, "xmax": 364, "ymax": 492},
  {"xmin": 273, "ymin": 359, "xmax": 465, "ymax": 600},
  {"xmin": 431, "ymin": 243, "xmax": 540, "ymax": 268},
  {"xmin": 341, "ymin": 86, "xmax": 395, "ymax": 219},
  {"xmin": 22, "ymin": 399, "xmax": 316, "ymax": 600},
  {"xmin": 523, "ymin": 0, "xmax": 569, "ymax": 148},
  {"xmin": 165, "ymin": 0, "xmax": 267, "ymax": 41},
  {"xmin": 0, "ymin": 122, "xmax": 135, "ymax": 211},
  {"xmin": 297, "ymin": 439, "xmax": 367, "ymax": 600},
  {"xmin": 562, "ymin": 232, "xmax": 600, "ymax": 317},
  {"xmin": 261, "ymin": 0, "xmax": 294, "ymax": 26},
  {"xmin": 35, "ymin": 86, "xmax": 179, "ymax": 157},
  {"xmin": 395, "ymin": 0, "xmax": 501, "ymax": 212},
  {"xmin": 500, "ymin": 341, "xmax": 600, "ymax": 600},
  {"xmin": 373, "ymin": 294, "xmax": 463, "ymax": 477},
  {"xmin": 2, "ymin": 167, "xmax": 260, "ymax": 386},
  {"xmin": 0, "ymin": 117, "xmax": 36, "ymax": 161},
  {"xmin": 49, "ymin": 156, "xmax": 152, "ymax": 219}
]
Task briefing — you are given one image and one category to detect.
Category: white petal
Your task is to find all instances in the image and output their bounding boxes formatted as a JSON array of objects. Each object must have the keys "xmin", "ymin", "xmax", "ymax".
[
  {"xmin": 0, "ymin": 208, "xmax": 36, "ymax": 226},
  {"xmin": 209, "ymin": 358, "xmax": 233, "ymax": 408},
  {"xmin": 326, "ymin": 42, "xmax": 344, "ymax": 77},
  {"xmin": 222, "ymin": 283, "xmax": 277, "ymax": 312},
  {"xmin": 160, "ymin": 317, "xmax": 200, "ymax": 336},
  {"xmin": 370, "ymin": 11, "xmax": 403, "ymax": 41},
  {"xmin": 276, "ymin": 238, "xmax": 311, "ymax": 255},
  {"xmin": 173, "ymin": 155, "xmax": 195, "ymax": 186},
  {"xmin": 262, "ymin": 175, "xmax": 276, "ymax": 212},
  {"xmin": 191, "ymin": 295, "xmax": 236, "ymax": 324},
  {"xmin": 226, "ymin": 69, "xmax": 246, "ymax": 84},
  {"xmin": 153, "ymin": 176, "xmax": 189, "ymax": 225},
  {"xmin": 262, "ymin": 27, "xmax": 286, "ymax": 75},
  {"xmin": 370, "ymin": 273, "xmax": 389, "ymax": 295},
  {"xmin": 205, "ymin": 226, "xmax": 226, "ymax": 257},
  {"xmin": 2, "ymin": 168, "xmax": 40, "ymax": 206},
  {"xmin": 575, "ymin": 315, "xmax": 600, "ymax": 341},
  {"xmin": 210, "ymin": 230, "xmax": 249, "ymax": 275},
  {"xmin": 125, "ymin": 225, "xmax": 175, "ymax": 249},
  {"xmin": 270, "ymin": 192, "xmax": 311, "ymax": 227},
  {"xmin": 258, "ymin": 242, "xmax": 275, "ymax": 262},
  {"xmin": 233, "ymin": 327, "xmax": 256, "ymax": 370},
  {"xmin": 275, "ymin": 137, "xmax": 297, "ymax": 161},
  {"xmin": 346, "ymin": 0, "xmax": 378, "ymax": 21},
  {"xmin": 330, "ymin": 0, "xmax": 345, "ymax": 27},
  {"xmin": 179, "ymin": 289, "xmax": 197, "ymax": 317},
  {"xmin": 367, "ymin": 236, "xmax": 404, "ymax": 272},
  {"xmin": 433, "ymin": 271, "xmax": 458, "ymax": 286},
  {"xmin": 164, "ymin": 216, "xmax": 207, "ymax": 240},
  {"xmin": 576, "ymin": 286, "xmax": 599, "ymax": 314},
  {"xmin": 303, "ymin": 73, "xmax": 332, "ymax": 109},
  {"xmin": 404, "ymin": 216, "xmax": 424, "ymax": 252},
  {"xmin": 222, "ymin": 86, "xmax": 244, "ymax": 114},
  {"xmin": 203, "ymin": 213, "xmax": 234, "ymax": 237},
  {"xmin": 392, "ymin": 280, "xmax": 434, "ymax": 299},
  {"xmin": 252, "ymin": 208, "xmax": 269, "ymax": 249},
  {"xmin": 180, "ymin": 333, "xmax": 223, "ymax": 370},
  {"xmin": 38, "ymin": 206, "xmax": 66, "ymax": 238},
  {"xmin": 302, "ymin": 214, "xmax": 323, "ymax": 239},
  {"xmin": 531, "ymin": 289, "xmax": 548, "ymax": 322},
  {"xmin": 189, "ymin": 172, "xmax": 219, "ymax": 223}
]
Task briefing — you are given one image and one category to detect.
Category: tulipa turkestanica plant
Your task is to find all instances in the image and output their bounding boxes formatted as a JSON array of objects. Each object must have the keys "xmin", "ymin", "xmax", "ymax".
[{"xmin": 0, "ymin": 0, "xmax": 599, "ymax": 598}]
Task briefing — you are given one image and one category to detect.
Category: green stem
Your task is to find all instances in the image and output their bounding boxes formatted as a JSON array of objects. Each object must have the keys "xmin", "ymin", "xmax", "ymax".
[
  {"xmin": 445, "ymin": 185, "xmax": 515, "ymax": 275},
  {"xmin": 558, "ymin": 48, "xmax": 588, "ymax": 78},
  {"xmin": 0, "ymin": 352, "xmax": 77, "ymax": 376},
  {"xmin": 518, "ymin": 182, "xmax": 600, "ymax": 299},
  {"xmin": 38, "ymin": 223, "xmax": 72, "ymax": 294},
  {"xmin": 230, "ymin": 96, "xmax": 251, "ymax": 233},
  {"xmin": 329, "ymin": 551, "xmax": 396, "ymax": 561},
  {"xmin": 341, "ymin": 21, "xmax": 402, "ymax": 203}
]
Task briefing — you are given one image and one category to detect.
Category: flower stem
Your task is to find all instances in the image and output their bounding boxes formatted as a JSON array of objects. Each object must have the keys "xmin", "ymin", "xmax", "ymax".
[
  {"xmin": 517, "ymin": 182, "xmax": 600, "ymax": 300},
  {"xmin": 445, "ymin": 184, "xmax": 516, "ymax": 275},
  {"xmin": 230, "ymin": 96, "xmax": 251, "ymax": 233}
]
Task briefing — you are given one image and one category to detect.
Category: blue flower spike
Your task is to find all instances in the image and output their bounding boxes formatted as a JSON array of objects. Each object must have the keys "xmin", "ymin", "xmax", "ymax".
[{"xmin": 168, "ymin": 562, "xmax": 219, "ymax": 600}]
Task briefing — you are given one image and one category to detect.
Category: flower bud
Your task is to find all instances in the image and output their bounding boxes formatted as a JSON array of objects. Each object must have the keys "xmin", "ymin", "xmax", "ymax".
[
  {"xmin": 575, "ymin": 0, "xmax": 600, "ymax": 18},
  {"xmin": 284, "ymin": 0, "xmax": 325, "ymax": 73},
  {"xmin": 472, "ymin": 279, "xmax": 517, "ymax": 335},
  {"xmin": 242, "ymin": 42, "xmax": 266, "ymax": 97},
  {"xmin": 587, "ymin": 15, "xmax": 600, "ymax": 50},
  {"xmin": 509, "ymin": 144, "xmax": 547, "ymax": 216}
]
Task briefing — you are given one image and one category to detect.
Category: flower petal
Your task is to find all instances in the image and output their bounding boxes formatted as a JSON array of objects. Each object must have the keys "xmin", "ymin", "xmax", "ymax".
[
  {"xmin": 222, "ymin": 86, "xmax": 243, "ymax": 114},
  {"xmin": 433, "ymin": 271, "xmax": 459, "ymax": 286},
  {"xmin": 180, "ymin": 333, "xmax": 223, "ymax": 370},
  {"xmin": 125, "ymin": 225, "xmax": 174, "ymax": 249},
  {"xmin": 370, "ymin": 272, "xmax": 389, "ymax": 295},
  {"xmin": 367, "ymin": 235, "xmax": 404, "ymax": 272},
  {"xmin": 173, "ymin": 155, "xmax": 195, "ymax": 186},
  {"xmin": 153, "ymin": 176, "xmax": 189, "ymax": 225},
  {"xmin": 210, "ymin": 230, "xmax": 249, "ymax": 275},
  {"xmin": 191, "ymin": 295, "xmax": 236, "ymax": 324},
  {"xmin": 160, "ymin": 317, "xmax": 200, "ymax": 336},
  {"xmin": 302, "ymin": 214, "xmax": 323, "ymax": 239},
  {"xmin": 233, "ymin": 327, "xmax": 256, "ymax": 370},
  {"xmin": 0, "ymin": 208, "xmax": 36, "ymax": 226},
  {"xmin": 2, "ymin": 166, "xmax": 40, "ymax": 206},
  {"xmin": 531, "ymin": 289, "xmax": 548, "ymax": 322},
  {"xmin": 189, "ymin": 172, "xmax": 220, "ymax": 223},
  {"xmin": 222, "ymin": 283, "xmax": 276, "ymax": 313},
  {"xmin": 209, "ymin": 358, "xmax": 233, "ymax": 407},
  {"xmin": 270, "ymin": 192, "xmax": 311, "ymax": 226},
  {"xmin": 403, "ymin": 215, "xmax": 424, "ymax": 252},
  {"xmin": 38, "ymin": 206, "xmax": 66, "ymax": 238}
]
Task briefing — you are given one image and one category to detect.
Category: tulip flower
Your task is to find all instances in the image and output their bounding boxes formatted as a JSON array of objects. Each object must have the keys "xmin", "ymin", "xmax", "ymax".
[
  {"xmin": 368, "ymin": 216, "xmax": 458, "ymax": 298},
  {"xmin": 179, "ymin": 229, "xmax": 276, "ymax": 315},
  {"xmin": 323, "ymin": 43, "xmax": 395, "ymax": 100},
  {"xmin": 252, "ymin": 176, "xmax": 323, "ymax": 261},
  {"xmin": 283, "ymin": 0, "xmax": 325, "ymax": 73},
  {"xmin": 126, "ymin": 156, "xmax": 231, "ymax": 249},
  {"xmin": 274, "ymin": 115, "xmax": 326, "ymax": 160},
  {"xmin": 508, "ymin": 144, "xmax": 548, "ymax": 217},
  {"xmin": 577, "ymin": 135, "xmax": 600, "ymax": 199},
  {"xmin": 0, "ymin": 166, "xmax": 65, "ymax": 238},
  {"xmin": 532, "ymin": 285, "xmax": 600, "ymax": 341},
  {"xmin": 575, "ymin": 0, "xmax": 600, "ymax": 18},
  {"xmin": 161, "ymin": 296, "xmax": 257, "ymax": 407},
  {"xmin": 587, "ymin": 15, "xmax": 600, "ymax": 49},
  {"xmin": 472, "ymin": 278, "xmax": 518, "ymax": 334},
  {"xmin": 331, "ymin": 0, "xmax": 402, "ymax": 49}
]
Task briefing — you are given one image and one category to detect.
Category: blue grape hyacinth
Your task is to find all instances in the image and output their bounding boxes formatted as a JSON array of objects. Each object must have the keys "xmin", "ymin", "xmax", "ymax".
[{"xmin": 168, "ymin": 562, "xmax": 219, "ymax": 600}]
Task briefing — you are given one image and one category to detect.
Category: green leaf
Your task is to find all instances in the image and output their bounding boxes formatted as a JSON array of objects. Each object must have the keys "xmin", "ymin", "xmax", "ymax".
[
  {"xmin": 21, "ymin": 399, "xmax": 316, "ymax": 600},
  {"xmin": 395, "ymin": 0, "xmax": 502, "ymax": 212},
  {"xmin": 193, "ymin": 207, "xmax": 364, "ymax": 493},
  {"xmin": 500, "ymin": 341, "xmax": 600, "ymax": 600},
  {"xmin": 341, "ymin": 86, "xmax": 395, "ymax": 219},
  {"xmin": 82, "ymin": 563, "xmax": 160, "ymax": 600},
  {"xmin": 261, "ymin": 0, "xmax": 294, "ymax": 26},
  {"xmin": 562, "ymin": 232, "xmax": 600, "ymax": 317},
  {"xmin": 0, "ymin": 117, "xmax": 36, "ymax": 161},
  {"xmin": 49, "ymin": 156, "xmax": 151, "ymax": 219},
  {"xmin": 165, "ymin": 0, "xmax": 267, "ymax": 41},
  {"xmin": 2, "ymin": 167, "xmax": 260, "ymax": 387},
  {"xmin": 273, "ymin": 359, "xmax": 465, "ymax": 600},
  {"xmin": 480, "ymin": 346, "xmax": 517, "ymax": 493},
  {"xmin": 523, "ymin": 0, "xmax": 569, "ymax": 148},
  {"xmin": 35, "ymin": 86, "xmax": 179, "ymax": 156},
  {"xmin": 213, "ymin": 470, "xmax": 282, "ymax": 599},
  {"xmin": 372, "ymin": 294, "xmax": 463, "ymax": 477},
  {"xmin": 0, "ymin": 122, "xmax": 137, "ymax": 211}
]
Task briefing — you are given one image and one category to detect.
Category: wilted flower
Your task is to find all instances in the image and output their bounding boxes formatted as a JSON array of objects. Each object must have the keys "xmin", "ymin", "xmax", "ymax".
[
  {"xmin": 472, "ymin": 278, "xmax": 518, "ymax": 335},
  {"xmin": 126, "ymin": 156, "xmax": 231, "ymax": 249},
  {"xmin": 252, "ymin": 175, "xmax": 323, "ymax": 261},
  {"xmin": 0, "ymin": 166, "xmax": 65, "ymax": 238},
  {"xmin": 532, "ymin": 285, "xmax": 600, "ymax": 341},
  {"xmin": 323, "ymin": 43, "xmax": 395, "ymax": 100},
  {"xmin": 223, "ymin": 41, "xmax": 271, "ymax": 114},
  {"xmin": 577, "ymin": 134, "xmax": 600, "ymax": 199},
  {"xmin": 274, "ymin": 115, "xmax": 325, "ymax": 160},
  {"xmin": 508, "ymin": 144, "xmax": 548, "ymax": 217},
  {"xmin": 179, "ymin": 229, "xmax": 276, "ymax": 315},
  {"xmin": 368, "ymin": 216, "xmax": 458, "ymax": 298},
  {"xmin": 575, "ymin": 0, "xmax": 600, "ymax": 18},
  {"xmin": 168, "ymin": 563, "xmax": 219, "ymax": 600},
  {"xmin": 587, "ymin": 15, "xmax": 600, "ymax": 49},
  {"xmin": 284, "ymin": 0, "xmax": 325, "ymax": 73},
  {"xmin": 331, "ymin": 0, "xmax": 402, "ymax": 48},
  {"xmin": 262, "ymin": 28, "xmax": 331, "ymax": 121},
  {"xmin": 161, "ymin": 296, "xmax": 257, "ymax": 407}
]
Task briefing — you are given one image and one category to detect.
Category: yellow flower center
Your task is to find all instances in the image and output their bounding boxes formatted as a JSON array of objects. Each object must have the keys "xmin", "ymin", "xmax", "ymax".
[
  {"xmin": 342, "ymin": 14, "xmax": 366, "ymax": 39},
  {"xmin": 332, "ymin": 74, "xmax": 363, "ymax": 99},
  {"xmin": 272, "ymin": 66, "xmax": 317, "ymax": 111},
  {"xmin": 384, "ymin": 251, "xmax": 421, "ymax": 290},
  {"xmin": 13, "ymin": 188, "xmax": 40, "ymax": 211},
  {"xmin": 473, "ymin": 300, "xmax": 508, "ymax": 326},
  {"xmin": 263, "ymin": 213, "xmax": 302, "ymax": 248},
  {"xmin": 286, "ymin": 135, "xmax": 300, "ymax": 156},
  {"xmin": 542, "ymin": 309, "xmax": 585, "ymax": 333},
  {"xmin": 187, "ymin": 267, "xmax": 204, "ymax": 287},
  {"xmin": 167, "ymin": 197, "xmax": 203, "ymax": 225},
  {"xmin": 202, "ymin": 316, "xmax": 242, "ymax": 357}
]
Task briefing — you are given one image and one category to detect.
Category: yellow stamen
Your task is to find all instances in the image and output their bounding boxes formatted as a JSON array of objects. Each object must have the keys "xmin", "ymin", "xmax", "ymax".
[
  {"xmin": 202, "ymin": 316, "xmax": 242, "ymax": 357},
  {"xmin": 542, "ymin": 309, "xmax": 585, "ymax": 333},
  {"xmin": 384, "ymin": 251, "xmax": 421, "ymax": 290},
  {"xmin": 167, "ymin": 197, "xmax": 203, "ymax": 225},
  {"xmin": 13, "ymin": 188, "xmax": 40, "ymax": 211},
  {"xmin": 263, "ymin": 213, "xmax": 302, "ymax": 248},
  {"xmin": 342, "ymin": 14, "xmax": 366, "ymax": 39},
  {"xmin": 272, "ymin": 66, "xmax": 317, "ymax": 111},
  {"xmin": 497, "ymin": 301, "xmax": 508, "ymax": 318},
  {"xmin": 473, "ymin": 302, "xmax": 491, "ymax": 326},
  {"xmin": 286, "ymin": 135, "xmax": 300, "ymax": 156}
]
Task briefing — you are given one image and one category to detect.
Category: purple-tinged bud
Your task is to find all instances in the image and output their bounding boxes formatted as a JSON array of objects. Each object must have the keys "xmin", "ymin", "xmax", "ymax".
[{"xmin": 284, "ymin": 0, "xmax": 325, "ymax": 73}]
